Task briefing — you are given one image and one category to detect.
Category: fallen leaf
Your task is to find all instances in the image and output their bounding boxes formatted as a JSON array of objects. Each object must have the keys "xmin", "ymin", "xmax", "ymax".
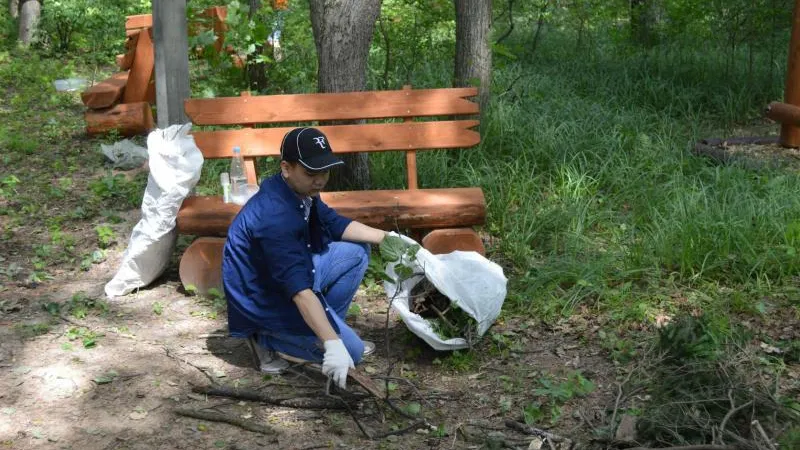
[
  {"xmin": 527, "ymin": 437, "xmax": 543, "ymax": 450},
  {"xmin": 364, "ymin": 366, "xmax": 377, "ymax": 374}
]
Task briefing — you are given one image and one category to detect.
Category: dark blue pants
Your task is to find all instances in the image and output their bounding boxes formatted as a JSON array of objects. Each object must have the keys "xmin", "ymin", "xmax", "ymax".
[{"xmin": 257, "ymin": 241, "xmax": 369, "ymax": 364}]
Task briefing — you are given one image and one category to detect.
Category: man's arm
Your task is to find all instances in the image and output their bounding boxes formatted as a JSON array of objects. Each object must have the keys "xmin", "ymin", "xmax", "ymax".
[
  {"xmin": 291, "ymin": 288, "xmax": 338, "ymax": 341},
  {"xmin": 341, "ymin": 221, "xmax": 386, "ymax": 245}
]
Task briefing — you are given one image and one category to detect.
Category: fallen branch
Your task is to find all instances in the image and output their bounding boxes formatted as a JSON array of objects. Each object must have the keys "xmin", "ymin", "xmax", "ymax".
[
  {"xmin": 626, "ymin": 445, "xmax": 738, "ymax": 450},
  {"xmin": 372, "ymin": 419, "xmax": 428, "ymax": 440},
  {"xmin": 504, "ymin": 420, "xmax": 565, "ymax": 443},
  {"xmin": 164, "ymin": 347, "xmax": 216, "ymax": 384},
  {"xmin": 717, "ymin": 399, "xmax": 753, "ymax": 445},
  {"xmin": 751, "ymin": 420, "xmax": 777, "ymax": 450},
  {"xmin": 192, "ymin": 385, "xmax": 346, "ymax": 410},
  {"xmin": 174, "ymin": 407, "xmax": 276, "ymax": 435}
]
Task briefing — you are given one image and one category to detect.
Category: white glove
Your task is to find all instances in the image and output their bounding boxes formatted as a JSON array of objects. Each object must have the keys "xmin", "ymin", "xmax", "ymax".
[{"xmin": 322, "ymin": 339, "xmax": 354, "ymax": 389}]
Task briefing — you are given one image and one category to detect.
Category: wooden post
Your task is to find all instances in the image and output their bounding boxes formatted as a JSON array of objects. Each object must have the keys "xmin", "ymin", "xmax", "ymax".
[
  {"xmin": 153, "ymin": 0, "xmax": 190, "ymax": 128},
  {"xmin": 402, "ymin": 85, "xmax": 418, "ymax": 190},
  {"xmin": 782, "ymin": 0, "xmax": 800, "ymax": 147}
]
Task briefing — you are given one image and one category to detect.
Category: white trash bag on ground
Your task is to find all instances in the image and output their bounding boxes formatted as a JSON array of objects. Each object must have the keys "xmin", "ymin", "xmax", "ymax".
[
  {"xmin": 105, "ymin": 124, "xmax": 204, "ymax": 297},
  {"xmin": 383, "ymin": 233, "xmax": 507, "ymax": 351}
]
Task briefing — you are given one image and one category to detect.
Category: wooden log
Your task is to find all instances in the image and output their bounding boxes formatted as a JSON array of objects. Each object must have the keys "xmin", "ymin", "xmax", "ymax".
[
  {"xmin": 85, "ymin": 102, "xmax": 154, "ymax": 137},
  {"xmin": 766, "ymin": 101, "xmax": 800, "ymax": 127},
  {"xmin": 123, "ymin": 28, "xmax": 155, "ymax": 104},
  {"xmin": 177, "ymin": 188, "xmax": 487, "ymax": 236},
  {"xmin": 81, "ymin": 72, "xmax": 128, "ymax": 109},
  {"xmin": 179, "ymin": 237, "xmax": 224, "ymax": 295},
  {"xmin": 781, "ymin": 0, "xmax": 800, "ymax": 147},
  {"xmin": 422, "ymin": 228, "xmax": 485, "ymax": 255}
]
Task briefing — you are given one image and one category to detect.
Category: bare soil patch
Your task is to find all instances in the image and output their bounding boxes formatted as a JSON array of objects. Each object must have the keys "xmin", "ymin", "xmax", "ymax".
[{"xmin": 0, "ymin": 212, "xmax": 619, "ymax": 449}]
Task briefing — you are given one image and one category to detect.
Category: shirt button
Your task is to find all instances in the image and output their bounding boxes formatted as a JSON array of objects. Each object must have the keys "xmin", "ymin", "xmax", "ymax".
[
  {"xmin": 312, "ymin": 269, "xmax": 316, "ymax": 273},
  {"xmin": 307, "ymin": 244, "xmax": 311, "ymax": 248}
]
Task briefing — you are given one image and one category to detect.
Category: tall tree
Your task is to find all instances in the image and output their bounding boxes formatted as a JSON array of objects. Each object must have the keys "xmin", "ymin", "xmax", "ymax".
[
  {"xmin": 630, "ymin": 0, "xmax": 659, "ymax": 46},
  {"xmin": 17, "ymin": 0, "xmax": 40, "ymax": 45},
  {"xmin": 454, "ymin": 0, "xmax": 492, "ymax": 119},
  {"xmin": 309, "ymin": 0, "xmax": 381, "ymax": 190},
  {"xmin": 9, "ymin": 0, "xmax": 18, "ymax": 19}
]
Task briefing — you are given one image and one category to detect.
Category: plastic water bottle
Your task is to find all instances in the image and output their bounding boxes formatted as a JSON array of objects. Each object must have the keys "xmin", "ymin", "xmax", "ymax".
[{"xmin": 230, "ymin": 146, "xmax": 247, "ymax": 200}]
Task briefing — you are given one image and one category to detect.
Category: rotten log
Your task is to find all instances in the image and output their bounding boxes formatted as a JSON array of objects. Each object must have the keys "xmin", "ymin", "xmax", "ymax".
[{"xmin": 85, "ymin": 101, "xmax": 154, "ymax": 137}]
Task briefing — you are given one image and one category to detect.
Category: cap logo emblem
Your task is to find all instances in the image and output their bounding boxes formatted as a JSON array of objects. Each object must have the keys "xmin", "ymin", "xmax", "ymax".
[{"xmin": 312, "ymin": 136, "xmax": 327, "ymax": 149}]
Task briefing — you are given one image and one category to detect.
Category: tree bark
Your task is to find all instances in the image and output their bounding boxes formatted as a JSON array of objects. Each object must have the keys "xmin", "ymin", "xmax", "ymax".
[
  {"xmin": 17, "ymin": 0, "xmax": 40, "ymax": 46},
  {"xmin": 630, "ymin": 0, "xmax": 659, "ymax": 47},
  {"xmin": 245, "ymin": 0, "xmax": 270, "ymax": 92},
  {"xmin": 309, "ymin": 0, "xmax": 381, "ymax": 191},
  {"xmin": 9, "ymin": 0, "xmax": 18, "ymax": 19},
  {"xmin": 454, "ymin": 0, "xmax": 492, "ymax": 120}
]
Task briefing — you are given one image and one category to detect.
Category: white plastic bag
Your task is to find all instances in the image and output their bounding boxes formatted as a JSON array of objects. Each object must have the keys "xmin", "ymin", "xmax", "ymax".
[
  {"xmin": 384, "ymin": 234, "xmax": 507, "ymax": 351},
  {"xmin": 105, "ymin": 124, "xmax": 204, "ymax": 297}
]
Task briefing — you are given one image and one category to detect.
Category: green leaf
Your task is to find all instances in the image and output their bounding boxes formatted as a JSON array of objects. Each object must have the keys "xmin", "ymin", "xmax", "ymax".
[
  {"xmin": 93, "ymin": 370, "xmax": 118, "ymax": 384},
  {"xmin": 380, "ymin": 235, "xmax": 407, "ymax": 262},
  {"xmin": 405, "ymin": 402, "xmax": 421, "ymax": 416}
]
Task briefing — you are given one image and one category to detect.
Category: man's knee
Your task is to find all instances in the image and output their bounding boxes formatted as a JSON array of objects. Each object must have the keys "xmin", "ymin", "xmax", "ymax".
[{"xmin": 342, "ymin": 334, "xmax": 364, "ymax": 365}]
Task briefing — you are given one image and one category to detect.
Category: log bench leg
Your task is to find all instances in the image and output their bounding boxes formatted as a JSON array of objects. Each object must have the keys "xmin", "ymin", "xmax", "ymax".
[
  {"xmin": 179, "ymin": 237, "xmax": 225, "ymax": 295},
  {"xmin": 422, "ymin": 228, "xmax": 485, "ymax": 256}
]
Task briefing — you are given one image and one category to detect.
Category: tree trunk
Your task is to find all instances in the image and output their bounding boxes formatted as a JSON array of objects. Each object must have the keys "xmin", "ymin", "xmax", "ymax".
[
  {"xmin": 17, "ymin": 0, "xmax": 40, "ymax": 46},
  {"xmin": 246, "ymin": 0, "xmax": 269, "ymax": 92},
  {"xmin": 9, "ymin": 0, "xmax": 18, "ymax": 19},
  {"xmin": 309, "ymin": 0, "xmax": 381, "ymax": 191},
  {"xmin": 630, "ymin": 0, "xmax": 658, "ymax": 47},
  {"xmin": 454, "ymin": 0, "xmax": 492, "ymax": 120}
]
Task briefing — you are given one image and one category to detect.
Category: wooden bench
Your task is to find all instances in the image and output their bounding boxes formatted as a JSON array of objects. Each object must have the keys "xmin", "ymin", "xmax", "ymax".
[
  {"xmin": 176, "ymin": 87, "xmax": 487, "ymax": 294},
  {"xmin": 82, "ymin": 7, "xmax": 230, "ymax": 137},
  {"xmin": 82, "ymin": 17, "xmax": 155, "ymax": 136}
]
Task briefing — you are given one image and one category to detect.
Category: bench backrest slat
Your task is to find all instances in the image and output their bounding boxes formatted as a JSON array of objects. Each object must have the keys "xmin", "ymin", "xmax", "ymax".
[
  {"xmin": 185, "ymin": 87, "xmax": 478, "ymax": 125},
  {"xmin": 191, "ymin": 120, "xmax": 480, "ymax": 159},
  {"xmin": 126, "ymin": 14, "xmax": 152, "ymax": 31}
]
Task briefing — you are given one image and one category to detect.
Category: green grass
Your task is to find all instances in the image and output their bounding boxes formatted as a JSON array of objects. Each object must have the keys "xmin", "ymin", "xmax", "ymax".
[{"xmin": 365, "ymin": 37, "xmax": 800, "ymax": 328}]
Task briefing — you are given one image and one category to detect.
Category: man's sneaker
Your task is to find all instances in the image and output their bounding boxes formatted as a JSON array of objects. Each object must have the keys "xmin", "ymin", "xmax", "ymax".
[
  {"xmin": 246, "ymin": 336, "xmax": 290, "ymax": 374},
  {"xmin": 362, "ymin": 340, "xmax": 376, "ymax": 357}
]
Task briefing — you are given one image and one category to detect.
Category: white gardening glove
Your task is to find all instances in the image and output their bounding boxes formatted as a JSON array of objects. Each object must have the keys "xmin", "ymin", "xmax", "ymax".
[{"xmin": 322, "ymin": 339, "xmax": 354, "ymax": 389}]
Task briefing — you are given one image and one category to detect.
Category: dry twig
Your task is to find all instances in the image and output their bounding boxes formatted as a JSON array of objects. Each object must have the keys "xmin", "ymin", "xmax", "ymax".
[
  {"xmin": 504, "ymin": 420, "xmax": 565, "ymax": 443},
  {"xmin": 174, "ymin": 407, "xmax": 276, "ymax": 435},
  {"xmin": 192, "ymin": 385, "xmax": 346, "ymax": 410}
]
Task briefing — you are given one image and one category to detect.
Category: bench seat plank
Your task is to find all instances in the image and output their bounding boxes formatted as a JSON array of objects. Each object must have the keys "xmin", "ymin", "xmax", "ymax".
[
  {"xmin": 185, "ymin": 87, "xmax": 478, "ymax": 125},
  {"xmin": 81, "ymin": 72, "xmax": 129, "ymax": 109},
  {"xmin": 191, "ymin": 120, "xmax": 480, "ymax": 159},
  {"xmin": 177, "ymin": 188, "xmax": 486, "ymax": 235}
]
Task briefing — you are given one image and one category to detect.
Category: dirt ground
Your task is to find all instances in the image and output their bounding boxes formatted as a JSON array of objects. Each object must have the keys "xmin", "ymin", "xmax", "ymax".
[{"xmin": 0, "ymin": 209, "xmax": 620, "ymax": 450}]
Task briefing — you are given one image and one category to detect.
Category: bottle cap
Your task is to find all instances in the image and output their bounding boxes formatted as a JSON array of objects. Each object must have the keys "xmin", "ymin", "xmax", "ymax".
[{"xmin": 233, "ymin": 146, "xmax": 241, "ymax": 154}]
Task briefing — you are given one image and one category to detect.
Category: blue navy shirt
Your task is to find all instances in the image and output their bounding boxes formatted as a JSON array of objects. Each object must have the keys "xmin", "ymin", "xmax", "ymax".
[{"xmin": 222, "ymin": 173, "xmax": 353, "ymax": 337}]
